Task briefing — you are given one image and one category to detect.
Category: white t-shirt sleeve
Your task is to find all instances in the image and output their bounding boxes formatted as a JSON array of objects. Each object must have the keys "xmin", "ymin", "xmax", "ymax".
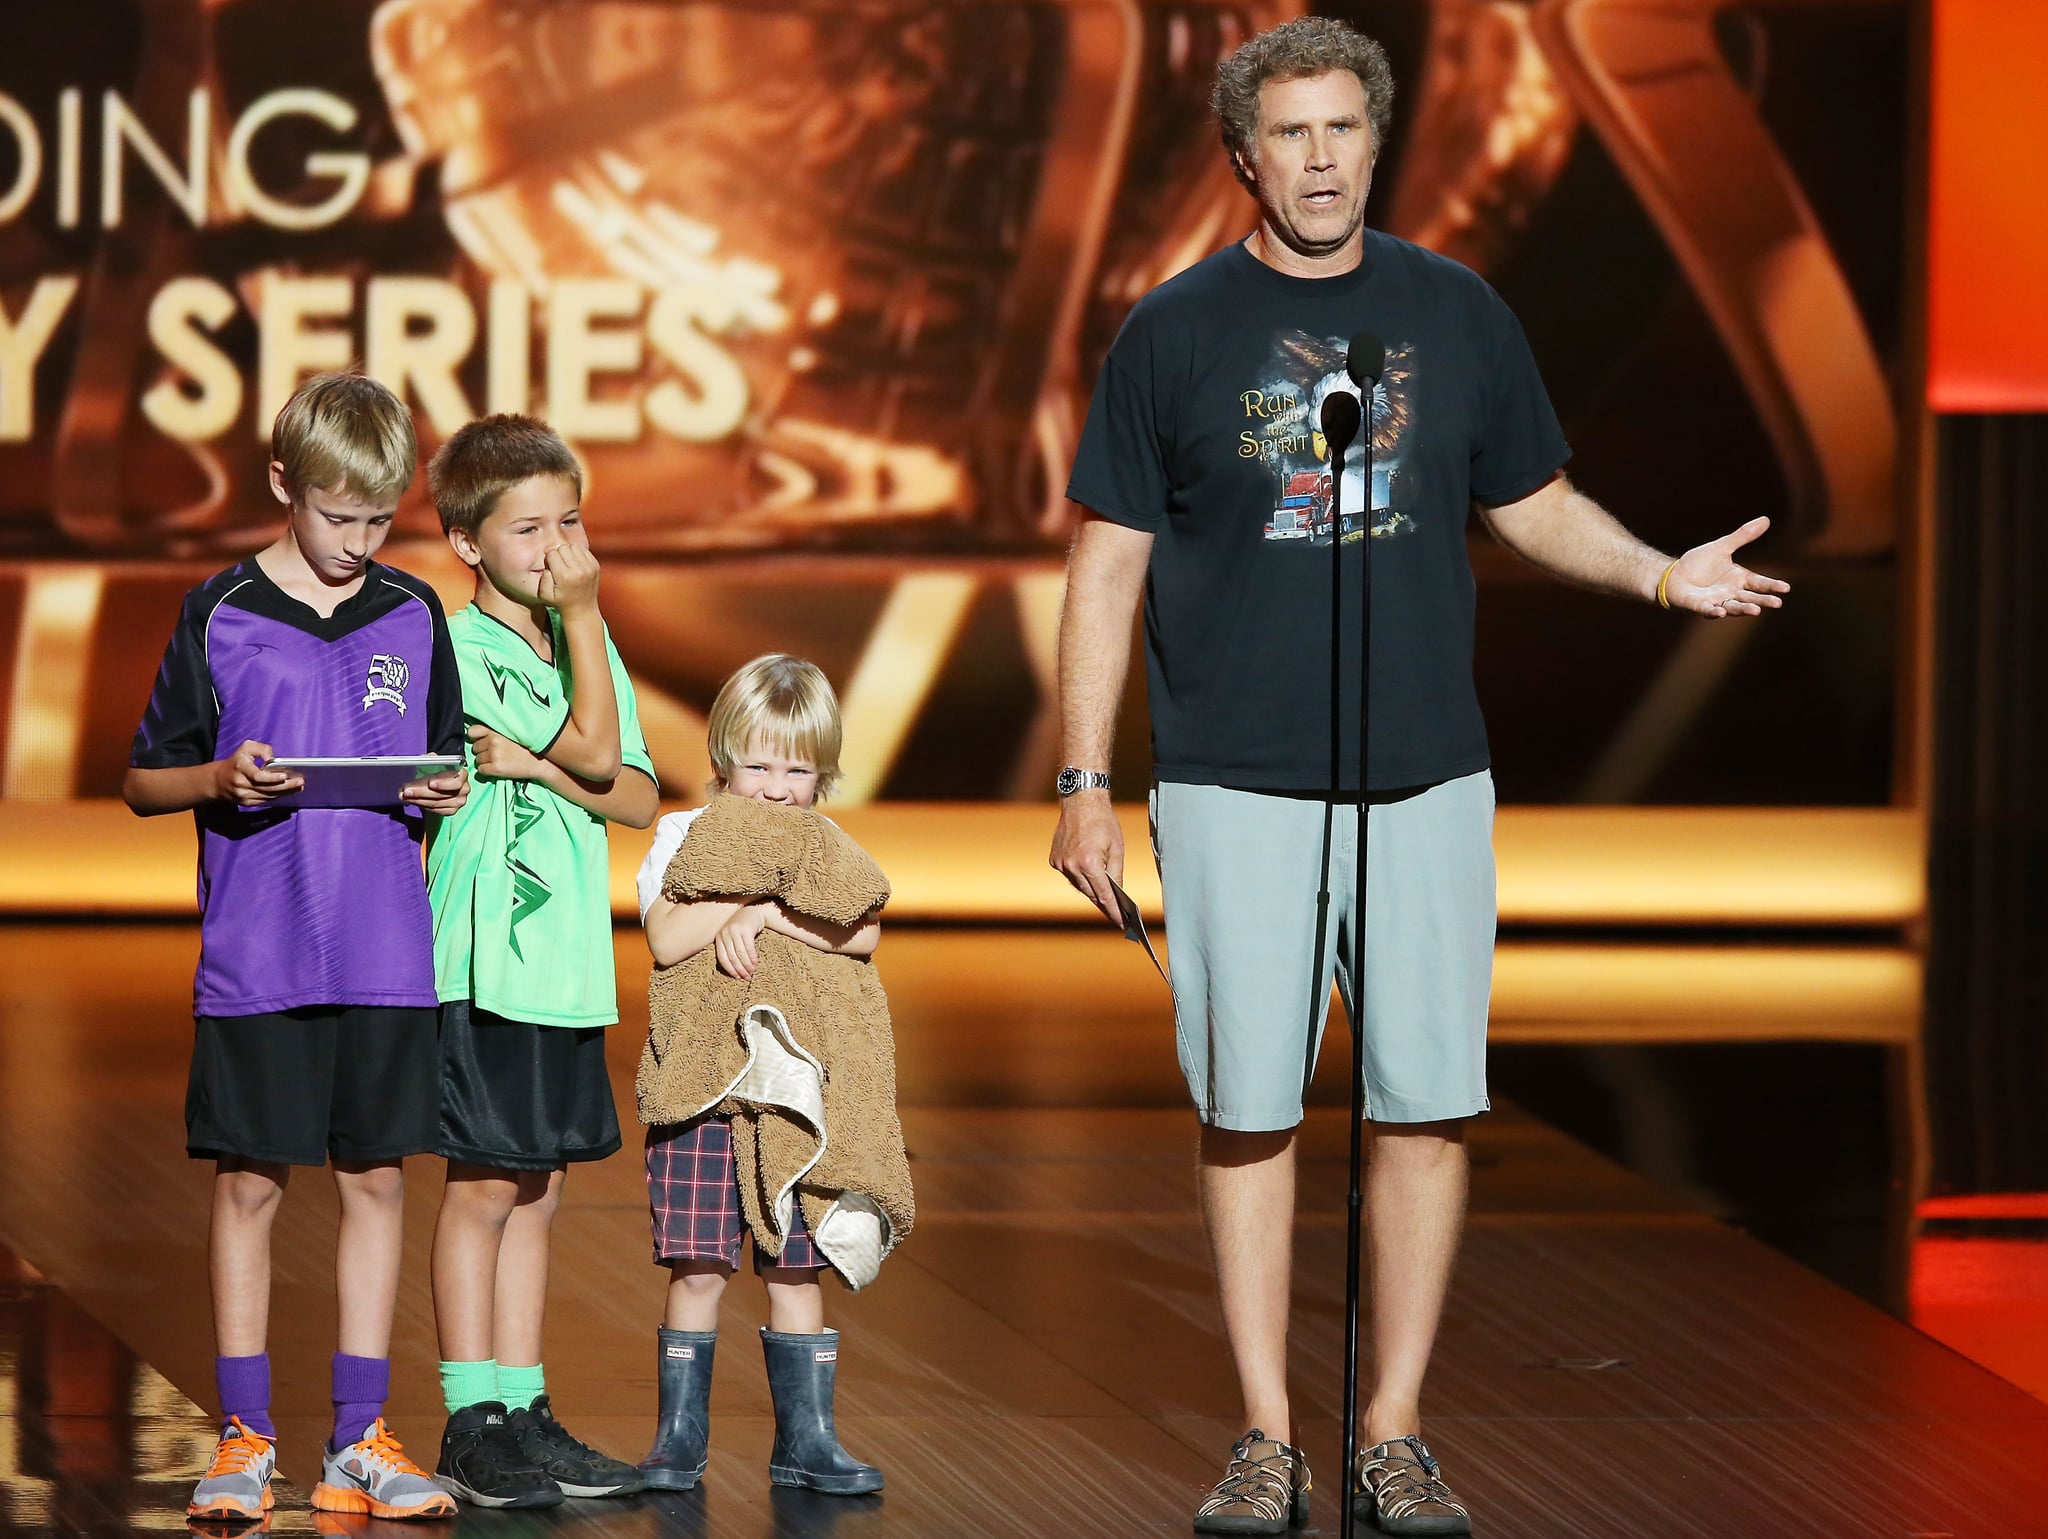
[{"xmin": 635, "ymin": 807, "xmax": 705, "ymax": 922}]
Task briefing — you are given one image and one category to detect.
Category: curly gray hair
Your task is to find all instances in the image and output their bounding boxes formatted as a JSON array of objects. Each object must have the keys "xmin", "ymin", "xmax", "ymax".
[{"xmin": 1212, "ymin": 17, "xmax": 1395, "ymax": 188}]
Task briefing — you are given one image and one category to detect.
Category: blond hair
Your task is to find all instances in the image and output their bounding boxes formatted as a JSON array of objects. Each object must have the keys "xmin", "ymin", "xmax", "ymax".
[
  {"xmin": 706, "ymin": 655, "xmax": 844, "ymax": 799},
  {"xmin": 428, "ymin": 413, "xmax": 583, "ymax": 538},
  {"xmin": 271, "ymin": 372, "xmax": 419, "ymax": 506}
]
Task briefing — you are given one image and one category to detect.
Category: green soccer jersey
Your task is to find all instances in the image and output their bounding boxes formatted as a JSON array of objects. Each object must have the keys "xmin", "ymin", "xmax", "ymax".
[{"xmin": 427, "ymin": 604, "xmax": 656, "ymax": 1027}]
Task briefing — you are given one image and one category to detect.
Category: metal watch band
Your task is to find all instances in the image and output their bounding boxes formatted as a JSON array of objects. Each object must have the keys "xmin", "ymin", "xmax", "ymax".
[{"xmin": 1056, "ymin": 767, "xmax": 1112, "ymax": 797}]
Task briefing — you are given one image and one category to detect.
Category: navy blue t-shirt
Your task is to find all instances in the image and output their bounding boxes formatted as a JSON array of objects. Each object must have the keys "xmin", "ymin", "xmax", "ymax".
[
  {"xmin": 1067, "ymin": 233, "xmax": 1570, "ymax": 792},
  {"xmin": 131, "ymin": 559, "xmax": 464, "ymax": 1018}
]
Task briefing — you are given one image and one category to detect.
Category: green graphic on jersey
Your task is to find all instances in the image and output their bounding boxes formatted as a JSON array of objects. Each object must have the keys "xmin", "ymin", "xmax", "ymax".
[
  {"xmin": 483, "ymin": 654, "xmax": 552, "ymax": 710},
  {"xmin": 505, "ymin": 786, "xmax": 553, "ymax": 960},
  {"xmin": 429, "ymin": 604, "xmax": 654, "ymax": 1027}
]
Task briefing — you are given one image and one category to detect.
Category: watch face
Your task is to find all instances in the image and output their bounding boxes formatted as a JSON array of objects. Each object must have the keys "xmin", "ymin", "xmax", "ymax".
[{"xmin": 1057, "ymin": 768, "xmax": 1081, "ymax": 796}]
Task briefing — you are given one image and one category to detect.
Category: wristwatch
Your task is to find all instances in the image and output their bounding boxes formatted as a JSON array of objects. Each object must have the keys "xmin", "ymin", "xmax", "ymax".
[{"xmin": 1056, "ymin": 767, "xmax": 1112, "ymax": 797}]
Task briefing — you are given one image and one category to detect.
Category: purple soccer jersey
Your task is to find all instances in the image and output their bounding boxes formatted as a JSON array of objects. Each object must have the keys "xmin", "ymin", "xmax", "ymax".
[{"xmin": 131, "ymin": 560, "xmax": 464, "ymax": 1017}]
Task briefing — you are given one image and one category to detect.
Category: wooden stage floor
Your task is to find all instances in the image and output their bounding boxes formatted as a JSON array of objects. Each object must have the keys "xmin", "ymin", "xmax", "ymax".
[{"xmin": 2, "ymin": 923, "xmax": 2044, "ymax": 1537}]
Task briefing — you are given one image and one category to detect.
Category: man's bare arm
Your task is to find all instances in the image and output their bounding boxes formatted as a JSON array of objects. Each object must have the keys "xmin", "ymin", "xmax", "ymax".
[
  {"xmin": 1048, "ymin": 514, "xmax": 1154, "ymax": 920},
  {"xmin": 1480, "ymin": 475, "xmax": 1789, "ymax": 617}
]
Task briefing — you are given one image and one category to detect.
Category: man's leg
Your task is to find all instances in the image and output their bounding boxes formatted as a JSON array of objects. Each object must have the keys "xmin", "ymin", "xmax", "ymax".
[
  {"xmin": 1360, "ymin": 1119, "xmax": 1468, "ymax": 1446},
  {"xmin": 1197, "ymin": 1125, "xmax": 1297, "ymax": 1439},
  {"xmin": 1155, "ymin": 783, "xmax": 1324, "ymax": 1532},
  {"xmin": 1351, "ymin": 772, "xmax": 1493, "ymax": 1447}
]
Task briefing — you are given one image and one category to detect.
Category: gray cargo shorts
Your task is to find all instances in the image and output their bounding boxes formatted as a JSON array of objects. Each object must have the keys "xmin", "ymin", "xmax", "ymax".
[{"xmin": 1149, "ymin": 773, "xmax": 1496, "ymax": 1131}]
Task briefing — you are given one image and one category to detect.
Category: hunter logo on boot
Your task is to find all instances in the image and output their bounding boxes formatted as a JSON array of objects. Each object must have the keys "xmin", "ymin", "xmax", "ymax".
[
  {"xmin": 815, "ymin": 1349, "xmax": 838, "ymax": 1363},
  {"xmin": 666, "ymin": 1346, "xmax": 694, "ymax": 1359}
]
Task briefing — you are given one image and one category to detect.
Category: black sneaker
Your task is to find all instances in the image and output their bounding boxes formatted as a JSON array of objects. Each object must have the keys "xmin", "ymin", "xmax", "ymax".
[
  {"xmin": 508, "ymin": 1394, "xmax": 648, "ymax": 1498},
  {"xmin": 435, "ymin": 1401, "xmax": 564, "ymax": 1509}
]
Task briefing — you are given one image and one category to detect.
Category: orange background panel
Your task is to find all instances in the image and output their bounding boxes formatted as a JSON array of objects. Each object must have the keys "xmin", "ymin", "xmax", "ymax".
[{"xmin": 1928, "ymin": 0, "xmax": 2048, "ymax": 411}]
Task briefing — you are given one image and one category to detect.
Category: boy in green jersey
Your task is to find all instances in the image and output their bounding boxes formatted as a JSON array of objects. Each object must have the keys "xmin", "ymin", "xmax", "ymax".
[{"xmin": 423, "ymin": 414, "xmax": 658, "ymax": 1508}]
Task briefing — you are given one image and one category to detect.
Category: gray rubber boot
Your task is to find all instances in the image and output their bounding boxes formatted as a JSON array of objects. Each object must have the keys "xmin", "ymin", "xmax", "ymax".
[
  {"xmin": 637, "ymin": 1327, "xmax": 716, "ymax": 1489},
  {"xmin": 761, "ymin": 1328, "xmax": 883, "ymax": 1495}
]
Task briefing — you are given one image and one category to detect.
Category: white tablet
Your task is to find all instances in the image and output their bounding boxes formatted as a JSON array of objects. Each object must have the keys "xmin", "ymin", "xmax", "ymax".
[{"xmin": 266, "ymin": 755, "xmax": 464, "ymax": 809}]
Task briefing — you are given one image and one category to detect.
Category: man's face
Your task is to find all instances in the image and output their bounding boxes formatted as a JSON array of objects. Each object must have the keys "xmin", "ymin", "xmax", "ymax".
[
  {"xmin": 1241, "ymin": 70, "xmax": 1377, "ymax": 259},
  {"xmin": 452, "ymin": 475, "xmax": 589, "ymax": 607}
]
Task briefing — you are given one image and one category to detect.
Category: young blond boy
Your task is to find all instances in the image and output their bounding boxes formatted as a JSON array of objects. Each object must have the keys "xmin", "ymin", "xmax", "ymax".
[
  {"xmin": 422, "ymin": 413, "xmax": 657, "ymax": 1507},
  {"xmin": 125, "ymin": 372, "xmax": 466, "ymax": 1522},
  {"xmin": 633, "ymin": 654, "xmax": 887, "ymax": 1495}
]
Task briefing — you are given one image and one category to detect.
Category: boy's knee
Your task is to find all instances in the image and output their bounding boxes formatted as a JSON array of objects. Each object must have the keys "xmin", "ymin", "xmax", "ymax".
[
  {"xmin": 214, "ymin": 1166, "xmax": 287, "ymax": 1220},
  {"xmin": 513, "ymin": 1168, "xmax": 564, "ymax": 1217},
  {"xmin": 442, "ymin": 1171, "xmax": 521, "ymax": 1223},
  {"xmin": 335, "ymin": 1160, "xmax": 406, "ymax": 1205},
  {"xmin": 668, "ymin": 1264, "xmax": 730, "ymax": 1298}
]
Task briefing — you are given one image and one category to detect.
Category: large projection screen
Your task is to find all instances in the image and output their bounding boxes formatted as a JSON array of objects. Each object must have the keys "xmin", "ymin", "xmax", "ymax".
[{"xmin": 0, "ymin": 0, "xmax": 1916, "ymax": 912}]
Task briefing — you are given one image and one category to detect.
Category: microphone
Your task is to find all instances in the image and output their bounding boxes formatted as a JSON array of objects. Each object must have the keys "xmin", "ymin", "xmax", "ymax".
[
  {"xmin": 1319, "ymin": 389, "xmax": 1362, "ymax": 454},
  {"xmin": 1346, "ymin": 332, "xmax": 1385, "ymax": 389}
]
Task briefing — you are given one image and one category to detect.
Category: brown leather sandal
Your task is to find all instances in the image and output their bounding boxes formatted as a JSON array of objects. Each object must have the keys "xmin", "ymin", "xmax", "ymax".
[
  {"xmin": 1355, "ymin": 1436, "xmax": 1472, "ymax": 1535},
  {"xmin": 1193, "ymin": 1428, "xmax": 1311, "ymax": 1535}
]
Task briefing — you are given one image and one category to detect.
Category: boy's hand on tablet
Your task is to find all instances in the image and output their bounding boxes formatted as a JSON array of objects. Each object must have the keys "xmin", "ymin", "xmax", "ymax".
[
  {"xmin": 214, "ymin": 740, "xmax": 303, "ymax": 806},
  {"xmin": 714, "ymin": 902, "xmax": 773, "ymax": 980},
  {"xmin": 469, "ymin": 725, "xmax": 546, "ymax": 783},
  {"xmin": 403, "ymin": 766, "xmax": 470, "ymax": 816}
]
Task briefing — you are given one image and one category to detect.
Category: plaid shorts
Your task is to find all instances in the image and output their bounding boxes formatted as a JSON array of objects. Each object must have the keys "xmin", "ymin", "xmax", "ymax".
[{"xmin": 645, "ymin": 1114, "xmax": 821, "ymax": 1271}]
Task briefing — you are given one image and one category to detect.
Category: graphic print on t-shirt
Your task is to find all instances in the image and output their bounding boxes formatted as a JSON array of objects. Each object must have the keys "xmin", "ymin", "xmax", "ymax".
[
  {"xmin": 1241, "ymin": 332, "xmax": 1417, "ymax": 546},
  {"xmin": 506, "ymin": 785, "xmax": 553, "ymax": 960},
  {"xmin": 362, "ymin": 653, "xmax": 410, "ymax": 713}
]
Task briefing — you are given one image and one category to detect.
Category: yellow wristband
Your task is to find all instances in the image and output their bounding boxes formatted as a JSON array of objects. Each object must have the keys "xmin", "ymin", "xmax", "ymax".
[{"xmin": 1656, "ymin": 559, "xmax": 1678, "ymax": 610}]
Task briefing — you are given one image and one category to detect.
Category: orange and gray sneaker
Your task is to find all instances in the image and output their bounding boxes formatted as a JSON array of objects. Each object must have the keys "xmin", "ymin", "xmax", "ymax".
[
  {"xmin": 311, "ymin": 1419, "xmax": 458, "ymax": 1520},
  {"xmin": 187, "ymin": 1417, "xmax": 277, "ymax": 1521}
]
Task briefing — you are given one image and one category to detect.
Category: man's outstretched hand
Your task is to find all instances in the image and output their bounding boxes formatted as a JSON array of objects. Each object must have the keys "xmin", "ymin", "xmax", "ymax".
[{"xmin": 1664, "ymin": 516, "xmax": 1791, "ymax": 618}]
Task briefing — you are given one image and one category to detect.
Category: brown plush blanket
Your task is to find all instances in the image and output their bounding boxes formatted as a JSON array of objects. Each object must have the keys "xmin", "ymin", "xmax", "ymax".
[{"xmin": 635, "ymin": 795, "xmax": 913, "ymax": 1287}]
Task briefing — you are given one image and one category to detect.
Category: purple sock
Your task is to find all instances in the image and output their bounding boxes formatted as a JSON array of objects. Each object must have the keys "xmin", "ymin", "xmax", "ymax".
[
  {"xmin": 331, "ymin": 1353, "xmax": 390, "ymax": 1451},
  {"xmin": 215, "ymin": 1354, "xmax": 274, "ymax": 1439}
]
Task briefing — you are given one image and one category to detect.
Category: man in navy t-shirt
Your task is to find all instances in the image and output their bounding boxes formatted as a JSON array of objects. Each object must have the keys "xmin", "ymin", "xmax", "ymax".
[
  {"xmin": 126, "ymin": 373, "xmax": 467, "ymax": 1524},
  {"xmin": 1050, "ymin": 18, "xmax": 1790, "ymax": 1536}
]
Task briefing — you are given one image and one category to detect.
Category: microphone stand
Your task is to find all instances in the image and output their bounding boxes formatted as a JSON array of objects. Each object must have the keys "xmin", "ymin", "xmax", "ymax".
[{"xmin": 1315, "ymin": 388, "xmax": 1368, "ymax": 1539}]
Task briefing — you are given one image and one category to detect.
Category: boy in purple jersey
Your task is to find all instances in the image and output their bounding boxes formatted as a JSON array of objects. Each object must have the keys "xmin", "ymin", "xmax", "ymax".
[{"xmin": 125, "ymin": 373, "xmax": 468, "ymax": 1525}]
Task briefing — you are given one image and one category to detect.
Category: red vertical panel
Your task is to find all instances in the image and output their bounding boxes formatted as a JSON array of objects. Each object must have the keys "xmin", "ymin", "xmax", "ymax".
[{"xmin": 1928, "ymin": 0, "xmax": 2048, "ymax": 410}]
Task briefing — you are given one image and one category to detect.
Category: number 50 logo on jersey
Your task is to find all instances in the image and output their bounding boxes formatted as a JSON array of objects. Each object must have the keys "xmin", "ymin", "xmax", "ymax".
[{"xmin": 363, "ymin": 654, "xmax": 410, "ymax": 714}]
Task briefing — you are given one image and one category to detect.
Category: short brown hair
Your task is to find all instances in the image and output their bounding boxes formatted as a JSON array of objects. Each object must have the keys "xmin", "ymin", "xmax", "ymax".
[
  {"xmin": 707, "ymin": 655, "xmax": 845, "ymax": 800},
  {"xmin": 428, "ymin": 413, "xmax": 584, "ymax": 537},
  {"xmin": 271, "ymin": 372, "xmax": 418, "ymax": 506},
  {"xmin": 1212, "ymin": 17, "xmax": 1395, "ymax": 188}
]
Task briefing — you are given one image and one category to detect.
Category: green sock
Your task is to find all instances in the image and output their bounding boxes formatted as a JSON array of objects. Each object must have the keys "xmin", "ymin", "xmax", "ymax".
[
  {"xmin": 439, "ymin": 1359, "xmax": 498, "ymax": 1415},
  {"xmin": 497, "ymin": 1362, "xmax": 545, "ymax": 1412}
]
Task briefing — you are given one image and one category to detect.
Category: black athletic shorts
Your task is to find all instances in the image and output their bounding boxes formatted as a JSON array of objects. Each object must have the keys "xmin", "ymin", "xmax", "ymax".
[
  {"xmin": 186, "ymin": 1005, "xmax": 441, "ymax": 1166},
  {"xmin": 437, "ymin": 1000, "xmax": 623, "ymax": 1171}
]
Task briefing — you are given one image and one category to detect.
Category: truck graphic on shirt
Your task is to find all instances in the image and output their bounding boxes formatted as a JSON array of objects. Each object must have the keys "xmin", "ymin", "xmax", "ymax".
[{"xmin": 1265, "ymin": 469, "xmax": 1331, "ymax": 540}]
